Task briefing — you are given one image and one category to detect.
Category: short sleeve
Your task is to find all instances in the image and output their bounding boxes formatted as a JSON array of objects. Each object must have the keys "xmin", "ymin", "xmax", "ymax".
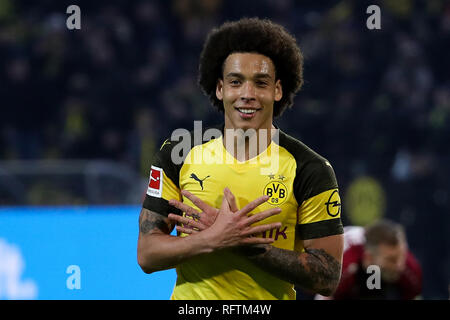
[
  {"xmin": 142, "ymin": 139, "xmax": 183, "ymax": 217},
  {"xmin": 295, "ymin": 160, "xmax": 344, "ymax": 240}
]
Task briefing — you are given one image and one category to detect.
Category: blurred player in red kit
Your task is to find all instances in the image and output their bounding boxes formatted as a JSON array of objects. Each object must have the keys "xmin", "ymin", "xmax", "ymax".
[{"xmin": 331, "ymin": 219, "xmax": 422, "ymax": 299}]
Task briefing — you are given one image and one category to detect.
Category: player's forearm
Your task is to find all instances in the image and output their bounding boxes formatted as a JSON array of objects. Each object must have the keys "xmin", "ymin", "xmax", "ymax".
[
  {"xmin": 243, "ymin": 245, "xmax": 342, "ymax": 296},
  {"xmin": 137, "ymin": 208, "xmax": 213, "ymax": 274},
  {"xmin": 137, "ymin": 232, "xmax": 213, "ymax": 274}
]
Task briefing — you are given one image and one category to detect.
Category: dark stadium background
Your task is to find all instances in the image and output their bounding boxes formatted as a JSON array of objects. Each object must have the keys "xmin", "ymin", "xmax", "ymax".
[{"xmin": 0, "ymin": 0, "xmax": 448, "ymax": 299}]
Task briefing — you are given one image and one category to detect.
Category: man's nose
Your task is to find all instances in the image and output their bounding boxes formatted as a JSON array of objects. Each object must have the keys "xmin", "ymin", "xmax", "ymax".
[{"xmin": 240, "ymin": 81, "xmax": 256, "ymax": 101}]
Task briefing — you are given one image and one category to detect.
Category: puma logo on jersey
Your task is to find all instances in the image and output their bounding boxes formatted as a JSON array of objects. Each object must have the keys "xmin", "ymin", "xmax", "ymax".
[{"xmin": 190, "ymin": 173, "xmax": 210, "ymax": 190}]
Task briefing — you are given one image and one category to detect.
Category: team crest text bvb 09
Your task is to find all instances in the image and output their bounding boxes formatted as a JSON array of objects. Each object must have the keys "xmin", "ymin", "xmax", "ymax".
[{"xmin": 264, "ymin": 181, "xmax": 288, "ymax": 205}]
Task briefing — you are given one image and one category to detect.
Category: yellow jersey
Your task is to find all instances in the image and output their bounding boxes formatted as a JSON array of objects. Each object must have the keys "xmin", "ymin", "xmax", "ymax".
[{"xmin": 142, "ymin": 125, "xmax": 343, "ymax": 300}]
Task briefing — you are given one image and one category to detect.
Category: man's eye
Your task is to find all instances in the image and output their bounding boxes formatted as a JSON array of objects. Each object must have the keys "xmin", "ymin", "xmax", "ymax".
[
  {"xmin": 230, "ymin": 80, "xmax": 240, "ymax": 85},
  {"xmin": 256, "ymin": 81, "xmax": 268, "ymax": 86}
]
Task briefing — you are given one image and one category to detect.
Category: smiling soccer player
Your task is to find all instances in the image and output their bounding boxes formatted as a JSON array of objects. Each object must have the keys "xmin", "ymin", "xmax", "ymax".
[{"xmin": 137, "ymin": 18, "xmax": 344, "ymax": 300}]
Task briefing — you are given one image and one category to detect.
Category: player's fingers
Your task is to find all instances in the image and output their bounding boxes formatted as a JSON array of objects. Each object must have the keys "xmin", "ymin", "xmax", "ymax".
[
  {"xmin": 175, "ymin": 225, "xmax": 198, "ymax": 234},
  {"xmin": 181, "ymin": 190, "xmax": 213, "ymax": 213},
  {"xmin": 167, "ymin": 213, "xmax": 183, "ymax": 224},
  {"xmin": 168, "ymin": 213, "xmax": 205, "ymax": 230},
  {"xmin": 224, "ymin": 187, "xmax": 239, "ymax": 212},
  {"xmin": 183, "ymin": 212, "xmax": 213, "ymax": 229},
  {"xmin": 245, "ymin": 207, "xmax": 282, "ymax": 225},
  {"xmin": 242, "ymin": 222, "xmax": 282, "ymax": 237},
  {"xmin": 220, "ymin": 193, "xmax": 232, "ymax": 213},
  {"xmin": 238, "ymin": 195, "xmax": 270, "ymax": 216},
  {"xmin": 168, "ymin": 199, "xmax": 199, "ymax": 216},
  {"xmin": 168, "ymin": 213, "xmax": 195, "ymax": 226}
]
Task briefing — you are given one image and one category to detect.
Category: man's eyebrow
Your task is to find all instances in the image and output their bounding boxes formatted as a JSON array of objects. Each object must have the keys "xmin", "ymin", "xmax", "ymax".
[
  {"xmin": 225, "ymin": 72, "xmax": 273, "ymax": 79},
  {"xmin": 253, "ymin": 73, "xmax": 272, "ymax": 80},
  {"xmin": 225, "ymin": 72, "xmax": 244, "ymax": 79}
]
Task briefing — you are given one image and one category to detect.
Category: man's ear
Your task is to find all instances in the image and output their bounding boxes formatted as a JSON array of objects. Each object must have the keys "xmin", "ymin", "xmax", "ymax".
[
  {"xmin": 274, "ymin": 79, "xmax": 282, "ymax": 102},
  {"xmin": 216, "ymin": 79, "xmax": 224, "ymax": 101}
]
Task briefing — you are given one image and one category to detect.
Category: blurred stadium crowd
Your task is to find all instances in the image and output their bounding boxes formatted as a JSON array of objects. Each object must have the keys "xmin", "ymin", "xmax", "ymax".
[{"xmin": 0, "ymin": 0, "xmax": 449, "ymax": 298}]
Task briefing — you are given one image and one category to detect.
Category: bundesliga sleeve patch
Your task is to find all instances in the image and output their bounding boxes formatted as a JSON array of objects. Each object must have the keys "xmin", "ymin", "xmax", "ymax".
[{"xmin": 147, "ymin": 166, "xmax": 163, "ymax": 198}]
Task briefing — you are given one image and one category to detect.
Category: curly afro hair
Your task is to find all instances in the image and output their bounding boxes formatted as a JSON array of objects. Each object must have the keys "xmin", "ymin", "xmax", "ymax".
[{"xmin": 198, "ymin": 17, "xmax": 304, "ymax": 118}]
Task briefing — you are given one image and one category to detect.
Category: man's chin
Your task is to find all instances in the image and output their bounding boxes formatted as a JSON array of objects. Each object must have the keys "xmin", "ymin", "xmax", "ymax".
[{"xmin": 230, "ymin": 118, "xmax": 260, "ymax": 131}]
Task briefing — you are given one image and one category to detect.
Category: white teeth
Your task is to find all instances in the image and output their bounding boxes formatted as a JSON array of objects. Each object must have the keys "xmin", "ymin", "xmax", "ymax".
[{"xmin": 238, "ymin": 108, "xmax": 256, "ymax": 114}]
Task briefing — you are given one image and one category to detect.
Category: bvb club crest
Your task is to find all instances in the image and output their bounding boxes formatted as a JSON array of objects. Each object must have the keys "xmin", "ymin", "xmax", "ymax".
[{"xmin": 264, "ymin": 180, "xmax": 288, "ymax": 205}]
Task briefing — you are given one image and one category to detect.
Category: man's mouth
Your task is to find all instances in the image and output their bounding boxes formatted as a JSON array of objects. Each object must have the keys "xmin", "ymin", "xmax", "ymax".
[{"xmin": 235, "ymin": 107, "xmax": 261, "ymax": 118}]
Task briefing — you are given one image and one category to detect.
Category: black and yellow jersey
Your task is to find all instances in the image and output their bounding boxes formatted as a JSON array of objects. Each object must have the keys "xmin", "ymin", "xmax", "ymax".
[{"xmin": 142, "ymin": 125, "xmax": 343, "ymax": 300}]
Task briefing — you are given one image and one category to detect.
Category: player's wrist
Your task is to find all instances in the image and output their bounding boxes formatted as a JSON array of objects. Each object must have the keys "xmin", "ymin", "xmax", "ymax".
[{"xmin": 191, "ymin": 228, "xmax": 218, "ymax": 254}]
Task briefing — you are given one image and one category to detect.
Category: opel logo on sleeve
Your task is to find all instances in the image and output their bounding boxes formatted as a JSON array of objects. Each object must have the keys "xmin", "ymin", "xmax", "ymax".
[{"xmin": 325, "ymin": 190, "xmax": 341, "ymax": 217}]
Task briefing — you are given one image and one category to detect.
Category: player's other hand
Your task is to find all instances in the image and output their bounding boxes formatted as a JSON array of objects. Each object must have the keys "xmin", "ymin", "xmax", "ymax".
[
  {"xmin": 201, "ymin": 189, "xmax": 282, "ymax": 249},
  {"xmin": 168, "ymin": 190, "xmax": 219, "ymax": 234},
  {"xmin": 168, "ymin": 188, "xmax": 275, "ymax": 234},
  {"xmin": 168, "ymin": 188, "xmax": 282, "ymax": 249}
]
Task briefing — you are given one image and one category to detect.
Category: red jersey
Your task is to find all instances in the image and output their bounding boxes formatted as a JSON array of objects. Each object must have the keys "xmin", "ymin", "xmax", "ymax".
[{"xmin": 333, "ymin": 227, "xmax": 422, "ymax": 300}]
